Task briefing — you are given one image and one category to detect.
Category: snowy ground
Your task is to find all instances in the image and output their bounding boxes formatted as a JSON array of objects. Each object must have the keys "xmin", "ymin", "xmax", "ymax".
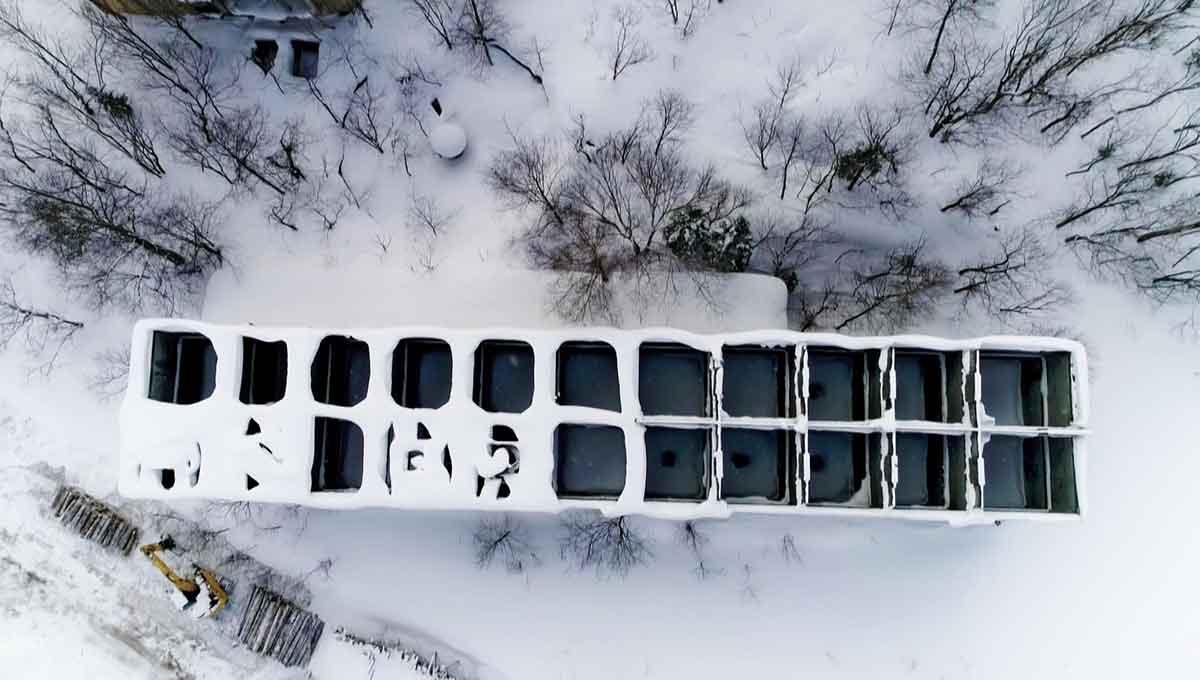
[
  {"xmin": 0, "ymin": 464, "xmax": 290, "ymax": 680},
  {"xmin": 2, "ymin": 0, "xmax": 1200, "ymax": 678}
]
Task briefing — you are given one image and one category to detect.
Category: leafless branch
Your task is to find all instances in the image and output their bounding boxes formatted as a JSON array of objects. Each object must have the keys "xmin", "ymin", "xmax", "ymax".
[
  {"xmin": 560, "ymin": 512, "xmax": 652, "ymax": 578},
  {"xmin": 473, "ymin": 515, "xmax": 539, "ymax": 573},
  {"xmin": 609, "ymin": 5, "xmax": 654, "ymax": 81},
  {"xmin": 0, "ymin": 274, "xmax": 83, "ymax": 370}
]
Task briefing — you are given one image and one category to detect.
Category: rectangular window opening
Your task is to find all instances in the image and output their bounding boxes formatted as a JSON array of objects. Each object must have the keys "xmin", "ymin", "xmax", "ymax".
[
  {"xmin": 557, "ymin": 342, "xmax": 621, "ymax": 412},
  {"xmin": 639, "ymin": 342, "xmax": 711, "ymax": 417},
  {"xmin": 148, "ymin": 331, "xmax": 217, "ymax": 405},
  {"xmin": 554, "ymin": 424, "xmax": 627, "ymax": 499},
  {"xmin": 312, "ymin": 417, "xmax": 364, "ymax": 492},
  {"xmin": 806, "ymin": 348, "xmax": 868, "ymax": 422},
  {"xmin": 721, "ymin": 345, "xmax": 794, "ymax": 418},
  {"xmin": 240, "ymin": 337, "xmax": 287, "ymax": 405}
]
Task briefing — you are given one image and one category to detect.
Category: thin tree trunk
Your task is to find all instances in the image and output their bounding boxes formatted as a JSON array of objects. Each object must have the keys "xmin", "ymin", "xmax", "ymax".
[{"xmin": 924, "ymin": 0, "xmax": 959, "ymax": 75}]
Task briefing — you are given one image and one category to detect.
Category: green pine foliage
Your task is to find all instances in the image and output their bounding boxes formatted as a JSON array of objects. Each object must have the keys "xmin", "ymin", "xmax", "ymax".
[{"xmin": 664, "ymin": 208, "xmax": 752, "ymax": 273}]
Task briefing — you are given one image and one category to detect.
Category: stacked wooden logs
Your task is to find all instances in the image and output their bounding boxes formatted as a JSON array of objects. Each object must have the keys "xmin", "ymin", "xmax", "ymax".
[
  {"xmin": 237, "ymin": 585, "xmax": 325, "ymax": 668},
  {"xmin": 50, "ymin": 485, "xmax": 140, "ymax": 555}
]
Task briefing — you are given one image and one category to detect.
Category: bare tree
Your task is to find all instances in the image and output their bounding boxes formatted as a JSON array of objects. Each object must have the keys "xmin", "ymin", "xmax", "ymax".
[
  {"xmin": 1050, "ymin": 108, "xmax": 1200, "ymax": 301},
  {"xmin": 737, "ymin": 62, "xmax": 858, "ymax": 211},
  {"xmin": 889, "ymin": 0, "xmax": 997, "ymax": 73},
  {"xmin": 608, "ymin": 5, "xmax": 654, "ymax": 81},
  {"xmin": 831, "ymin": 104, "xmax": 916, "ymax": 218},
  {"xmin": 80, "ymin": 4, "xmax": 234, "ymax": 139},
  {"xmin": 789, "ymin": 282, "xmax": 842, "ymax": 331},
  {"xmin": 0, "ymin": 177, "xmax": 224, "ymax": 311},
  {"xmin": 677, "ymin": 520, "xmax": 720, "ymax": 580},
  {"xmin": 1056, "ymin": 115, "xmax": 1200, "ymax": 231},
  {"xmin": 409, "ymin": 0, "xmax": 456, "ymax": 50},
  {"xmin": 749, "ymin": 209, "xmax": 832, "ymax": 292},
  {"xmin": 833, "ymin": 239, "xmax": 952, "ymax": 332},
  {"xmin": 739, "ymin": 57, "xmax": 805, "ymax": 172},
  {"xmin": 1058, "ymin": 115, "xmax": 1200, "ymax": 301},
  {"xmin": 940, "ymin": 158, "xmax": 1020, "ymax": 217},
  {"xmin": 451, "ymin": 0, "xmax": 544, "ymax": 84},
  {"xmin": 0, "ymin": 1, "xmax": 165, "ymax": 177},
  {"xmin": 835, "ymin": 105, "xmax": 909, "ymax": 191},
  {"xmin": 409, "ymin": 191, "xmax": 459, "ymax": 237},
  {"xmin": 779, "ymin": 533, "xmax": 803, "ymax": 565},
  {"xmin": 0, "ymin": 274, "xmax": 83, "ymax": 370},
  {"xmin": 82, "ymin": 8, "xmax": 304, "ymax": 202},
  {"xmin": 1113, "ymin": 43, "xmax": 1200, "ymax": 118},
  {"xmin": 911, "ymin": 0, "xmax": 1194, "ymax": 143},
  {"xmin": 0, "ymin": 94, "xmax": 223, "ymax": 311},
  {"xmin": 662, "ymin": 0, "xmax": 708, "ymax": 38},
  {"xmin": 473, "ymin": 515, "xmax": 539, "ymax": 573},
  {"xmin": 490, "ymin": 92, "xmax": 750, "ymax": 322},
  {"xmin": 457, "ymin": 0, "xmax": 503, "ymax": 67},
  {"xmin": 340, "ymin": 76, "xmax": 399, "ymax": 154},
  {"xmin": 560, "ymin": 512, "xmax": 652, "ymax": 578},
  {"xmin": 955, "ymin": 229, "xmax": 1073, "ymax": 322},
  {"xmin": 301, "ymin": 37, "xmax": 403, "ymax": 155},
  {"xmin": 80, "ymin": 4, "xmax": 322, "ymax": 229},
  {"xmin": 90, "ymin": 346, "xmax": 131, "ymax": 400},
  {"xmin": 168, "ymin": 103, "xmax": 291, "ymax": 195}
]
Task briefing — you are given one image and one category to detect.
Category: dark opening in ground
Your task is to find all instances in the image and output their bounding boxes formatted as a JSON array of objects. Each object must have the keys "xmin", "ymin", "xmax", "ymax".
[
  {"xmin": 1048, "ymin": 437, "xmax": 1079, "ymax": 513},
  {"xmin": 240, "ymin": 337, "xmax": 287, "ymax": 405},
  {"xmin": 1044, "ymin": 352, "xmax": 1074, "ymax": 427},
  {"xmin": 722, "ymin": 345, "xmax": 793, "ymax": 418},
  {"xmin": 553, "ymin": 424, "xmax": 627, "ymax": 499},
  {"xmin": 312, "ymin": 335, "xmax": 370, "ymax": 407},
  {"xmin": 148, "ymin": 331, "xmax": 218, "ymax": 404},
  {"xmin": 894, "ymin": 350, "xmax": 955, "ymax": 422},
  {"xmin": 980, "ymin": 353, "xmax": 1046, "ymax": 426},
  {"xmin": 720, "ymin": 428, "xmax": 793, "ymax": 502},
  {"xmin": 644, "ymin": 427, "xmax": 710, "ymax": 501},
  {"xmin": 948, "ymin": 436, "xmax": 972, "ymax": 511},
  {"xmin": 639, "ymin": 343, "xmax": 710, "ymax": 417},
  {"xmin": 473, "ymin": 340, "xmax": 535, "ymax": 413},
  {"xmin": 291, "ymin": 40, "xmax": 320, "ymax": 78},
  {"xmin": 806, "ymin": 431, "xmax": 868, "ymax": 505},
  {"xmin": 894, "ymin": 433, "xmax": 949, "ymax": 508},
  {"xmin": 982, "ymin": 435, "xmax": 1049, "ymax": 510},
  {"xmin": 806, "ymin": 348, "xmax": 866, "ymax": 421},
  {"xmin": 312, "ymin": 417, "xmax": 364, "ymax": 492},
  {"xmin": 392, "ymin": 338, "xmax": 452, "ymax": 409},
  {"xmin": 556, "ymin": 341, "xmax": 621, "ymax": 412},
  {"xmin": 251, "ymin": 40, "xmax": 278, "ymax": 74}
]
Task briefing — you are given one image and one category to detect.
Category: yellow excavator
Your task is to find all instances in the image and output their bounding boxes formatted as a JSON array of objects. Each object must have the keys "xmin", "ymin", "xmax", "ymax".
[{"xmin": 139, "ymin": 536, "xmax": 228, "ymax": 618}]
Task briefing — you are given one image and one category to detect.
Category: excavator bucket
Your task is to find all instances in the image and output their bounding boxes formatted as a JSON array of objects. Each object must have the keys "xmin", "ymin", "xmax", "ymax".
[{"xmin": 194, "ymin": 566, "xmax": 229, "ymax": 618}]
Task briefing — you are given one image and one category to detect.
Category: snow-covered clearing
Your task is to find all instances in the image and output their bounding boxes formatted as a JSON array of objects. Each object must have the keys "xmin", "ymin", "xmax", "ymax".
[{"xmin": 1, "ymin": 0, "xmax": 1199, "ymax": 678}]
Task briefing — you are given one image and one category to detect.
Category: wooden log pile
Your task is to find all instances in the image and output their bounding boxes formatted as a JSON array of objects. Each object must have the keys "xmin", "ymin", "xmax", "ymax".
[
  {"xmin": 237, "ymin": 585, "xmax": 325, "ymax": 668},
  {"xmin": 50, "ymin": 485, "xmax": 140, "ymax": 555}
]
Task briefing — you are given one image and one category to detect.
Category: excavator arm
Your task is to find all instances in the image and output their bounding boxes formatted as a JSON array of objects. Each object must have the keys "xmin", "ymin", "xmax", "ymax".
[
  {"xmin": 140, "ymin": 540, "xmax": 200, "ymax": 596},
  {"xmin": 139, "ymin": 537, "xmax": 227, "ymax": 617}
]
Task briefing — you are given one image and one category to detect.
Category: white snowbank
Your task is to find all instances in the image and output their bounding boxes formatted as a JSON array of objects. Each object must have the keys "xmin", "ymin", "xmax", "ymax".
[{"xmin": 202, "ymin": 257, "xmax": 788, "ymax": 331}]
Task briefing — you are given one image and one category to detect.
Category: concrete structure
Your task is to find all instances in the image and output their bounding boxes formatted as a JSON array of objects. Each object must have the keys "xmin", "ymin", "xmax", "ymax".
[
  {"xmin": 89, "ymin": 0, "xmax": 359, "ymax": 18},
  {"xmin": 119, "ymin": 319, "xmax": 1089, "ymax": 525}
]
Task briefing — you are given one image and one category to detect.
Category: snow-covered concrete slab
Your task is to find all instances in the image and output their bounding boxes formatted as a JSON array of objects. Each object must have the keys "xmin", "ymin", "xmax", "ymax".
[
  {"xmin": 119, "ymin": 319, "xmax": 1088, "ymax": 526},
  {"xmin": 201, "ymin": 258, "xmax": 789, "ymax": 331}
]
